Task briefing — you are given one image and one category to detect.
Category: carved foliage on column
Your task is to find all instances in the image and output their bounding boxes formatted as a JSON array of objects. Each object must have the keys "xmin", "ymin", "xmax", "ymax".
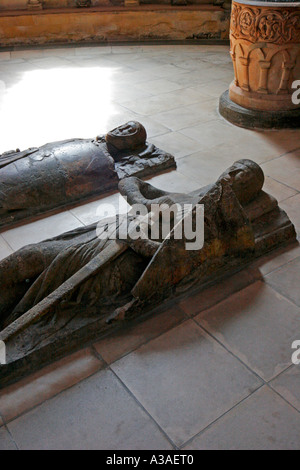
[
  {"xmin": 230, "ymin": 1, "xmax": 300, "ymax": 103},
  {"xmin": 231, "ymin": 2, "xmax": 300, "ymax": 45}
]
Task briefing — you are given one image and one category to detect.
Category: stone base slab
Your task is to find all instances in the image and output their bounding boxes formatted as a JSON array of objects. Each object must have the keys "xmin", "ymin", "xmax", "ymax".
[
  {"xmin": 229, "ymin": 82, "xmax": 300, "ymax": 113},
  {"xmin": 0, "ymin": 5, "xmax": 230, "ymax": 46},
  {"xmin": 219, "ymin": 90, "xmax": 300, "ymax": 130}
]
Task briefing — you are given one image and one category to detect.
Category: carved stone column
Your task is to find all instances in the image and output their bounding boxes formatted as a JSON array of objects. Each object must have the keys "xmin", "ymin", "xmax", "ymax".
[
  {"xmin": 27, "ymin": 0, "xmax": 43, "ymax": 9},
  {"xmin": 219, "ymin": 0, "xmax": 300, "ymax": 129}
]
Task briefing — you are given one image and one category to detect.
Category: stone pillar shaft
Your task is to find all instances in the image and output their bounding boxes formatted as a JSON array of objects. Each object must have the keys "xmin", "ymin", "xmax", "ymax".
[{"xmin": 228, "ymin": 0, "xmax": 300, "ymax": 112}]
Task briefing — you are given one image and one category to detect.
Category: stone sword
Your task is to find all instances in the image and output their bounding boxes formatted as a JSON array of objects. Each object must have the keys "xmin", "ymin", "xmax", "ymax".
[{"xmin": 0, "ymin": 240, "xmax": 128, "ymax": 344}]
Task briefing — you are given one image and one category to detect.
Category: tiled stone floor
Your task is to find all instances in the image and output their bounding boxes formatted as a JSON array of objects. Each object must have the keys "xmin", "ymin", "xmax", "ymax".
[{"xmin": 0, "ymin": 44, "xmax": 299, "ymax": 450}]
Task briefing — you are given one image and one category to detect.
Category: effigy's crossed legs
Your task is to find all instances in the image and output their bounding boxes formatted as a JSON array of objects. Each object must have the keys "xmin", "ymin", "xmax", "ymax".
[{"xmin": 0, "ymin": 241, "xmax": 63, "ymax": 324}]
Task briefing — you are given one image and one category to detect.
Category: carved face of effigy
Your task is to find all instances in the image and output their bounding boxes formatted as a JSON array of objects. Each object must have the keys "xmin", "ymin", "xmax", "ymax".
[
  {"xmin": 106, "ymin": 121, "xmax": 147, "ymax": 152},
  {"xmin": 218, "ymin": 159, "xmax": 265, "ymax": 205}
]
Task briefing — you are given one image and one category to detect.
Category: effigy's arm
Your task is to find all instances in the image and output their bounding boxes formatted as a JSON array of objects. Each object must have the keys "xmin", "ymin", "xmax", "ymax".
[{"xmin": 0, "ymin": 148, "xmax": 39, "ymax": 169}]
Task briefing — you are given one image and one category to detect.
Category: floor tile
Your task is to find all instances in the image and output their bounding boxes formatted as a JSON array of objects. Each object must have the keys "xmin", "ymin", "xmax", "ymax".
[
  {"xmin": 176, "ymin": 138, "xmax": 289, "ymax": 183},
  {"xmin": 135, "ymin": 78, "xmax": 183, "ymax": 95},
  {"xmin": 149, "ymin": 132, "xmax": 202, "ymax": 159},
  {"xmin": 112, "ymin": 320, "xmax": 262, "ymax": 447},
  {"xmin": 0, "ymin": 235, "xmax": 13, "ymax": 261},
  {"xmin": 0, "ymin": 426, "xmax": 17, "ymax": 450},
  {"xmin": 262, "ymin": 149, "xmax": 300, "ymax": 192},
  {"xmin": 148, "ymin": 64, "xmax": 189, "ymax": 79},
  {"xmin": 28, "ymin": 57, "xmax": 74, "ymax": 69},
  {"xmin": 72, "ymin": 58, "xmax": 134, "ymax": 75},
  {"xmin": 170, "ymin": 58, "xmax": 218, "ymax": 72},
  {"xmin": 111, "ymin": 57, "xmax": 159, "ymax": 71},
  {"xmin": 176, "ymin": 146, "xmax": 242, "ymax": 184},
  {"xmin": 70, "ymin": 193, "xmax": 129, "ymax": 227},
  {"xmin": 7, "ymin": 370, "xmax": 172, "ymax": 450},
  {"xmin": 10, "ymin": 50, "xmax": 44, "ymax": 60},
  {"xmin": 41, "ymin": 47, "xmax": 76, "ymax": 58},
  {"xmin": 195, "ymin": 281, "xmax": 300, "ymax": 381},
  {"xmin": 201, "ymin": 52, "xmax": 233, "ymax": 66},
  {"xmin": 280, "ymin": 194, "xmax": 300, "ymax": 236},
  {"xmin": 179, "ymin": 119, "xmax": 244, "ymax": 152},
  {"xmin": 111, "ymin": 45, "xmax": 143, "ymax": 54},
  {"xmin": 122, "ymin": 88, "xmax": 209, "ymax": 116},
  {"xmin": 184, "ymin": 386, "xmax": 300, "ymax": 450},
  {"xmin": 108, "ymin": 52, "xmax": 147, "ymax": 65},
  {"xmin": 179, "ymin": 267, "xmax": 261, "ymax": 317},
  {"xmin": 265, "ymin": 256, "xmax": 300, "ymax": 307},
  {"xmin": 0, "ymin": 72, "xmax": 17, "ymax": 90},
  {"xmin": 146, "ymin": 169, "xmax": 204, "ymax": 193},
  {"xmin": 170, "ymin": 67, "xmax": 231, "ymax": 86},
  {"xmin": 206, "ymin": 136, "xmax": 295, "ymax": 165},
  {"xmin": 263, "ymin": 176, "xmax": 298, "ymax": 202},
  {"xmin": 270, "ymin": 366, "xmax": 300, "ymax": 411},
  {"xmin": 113, "ymin": 69, "xmax": 159, "ymax": 86},
  {"xmin": 252, "ymin": 241, "xmax": 300, "ymax": 276},
  {"xmin": 137, "ymin": 116, "xmax": 170, "ymax": 138},
  {"xmin": 111, "ymin": 86, "xmax": 153, "ymax": 105},
  {"xmin": 75, "ymin": 45, "xmax": 112, "ymax": 56},
  {"xmin": 151, "ymin": 99, "xmax": 218, "ymax": 132},
  {"xmin": 182, "ymin": 123, "xmax": 299, "ymax": 163},
  {"xmin": 192, "ymin": 80, "xmax": 229, "ymax": 99},
  {"xmin": 94, "ymin": 305, "xmax": 186, "ymax": 364},
  {"xmin": 0, "ymin": 52, "xmax": 11, "ymax": 61},
  {"xmin": 0, "ymin": 348, "xmax": 104, "ymax": 424},
  {"xmin": 2, "ymin": 211, "xmax": 84, "ymax": 251},
  {"xmin": 261, "ymin": 129, "xmax": 300, "ymax": 154}
]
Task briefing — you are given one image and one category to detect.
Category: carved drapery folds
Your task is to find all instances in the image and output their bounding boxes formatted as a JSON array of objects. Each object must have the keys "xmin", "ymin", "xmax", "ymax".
[{"xmin": 229, "ymin": 1, "xmax": 300, "ymax": 112}]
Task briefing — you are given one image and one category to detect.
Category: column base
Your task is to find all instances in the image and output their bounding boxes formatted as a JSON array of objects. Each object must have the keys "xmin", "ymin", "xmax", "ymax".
[{"xmin": 219, "ymin": 90, "xmax": 300, "ymax": 130}]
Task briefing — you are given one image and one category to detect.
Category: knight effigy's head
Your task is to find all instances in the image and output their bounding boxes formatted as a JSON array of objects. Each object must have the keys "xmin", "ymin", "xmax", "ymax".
[
  {"xmin": 106, "ymin": 121, "xmax": 147, "ymax": 152},
  {"xmin": 218, "ymin": 159, "xmax": 265, "ymax": 205}
]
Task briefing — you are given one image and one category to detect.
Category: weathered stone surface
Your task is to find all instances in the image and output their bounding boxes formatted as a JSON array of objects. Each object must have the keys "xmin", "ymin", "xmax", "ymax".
[
  {"xmin": 0, "ymin": 121, "xmax": 175, "ymax": 230},
  {"xmin": 229, "ymin": 0, "xmax": 300, "ymax": 112},
  {"xmin": 219, "ymin": 90, "xmax": 300, "ymax": 129},
  {"xmin": 220, "ymin": 0, "xmax": 300, "ymax": 129},
  {"xmin": 0, "ymin": 159, "xmax": 296, "ymax": 388},
  {"xmin": 0, "ymin": 6, "xmax": 230, "ymax": 46}
]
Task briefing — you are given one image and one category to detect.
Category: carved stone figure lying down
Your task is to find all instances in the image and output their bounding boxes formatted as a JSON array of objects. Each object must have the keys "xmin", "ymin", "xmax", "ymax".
[
  {"xmin": 0, "ymin": 159, "xmax": 296, "ymax": 387},
  {"xmin": 0, "ymin": 121, "xmax": 175, "ymax": 230}
]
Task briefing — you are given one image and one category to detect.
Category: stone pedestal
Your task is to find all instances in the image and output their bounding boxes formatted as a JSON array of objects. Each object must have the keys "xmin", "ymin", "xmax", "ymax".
[{"xmin": 220, "ymin": 0, "xmax": 300, "ymax": 129}]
